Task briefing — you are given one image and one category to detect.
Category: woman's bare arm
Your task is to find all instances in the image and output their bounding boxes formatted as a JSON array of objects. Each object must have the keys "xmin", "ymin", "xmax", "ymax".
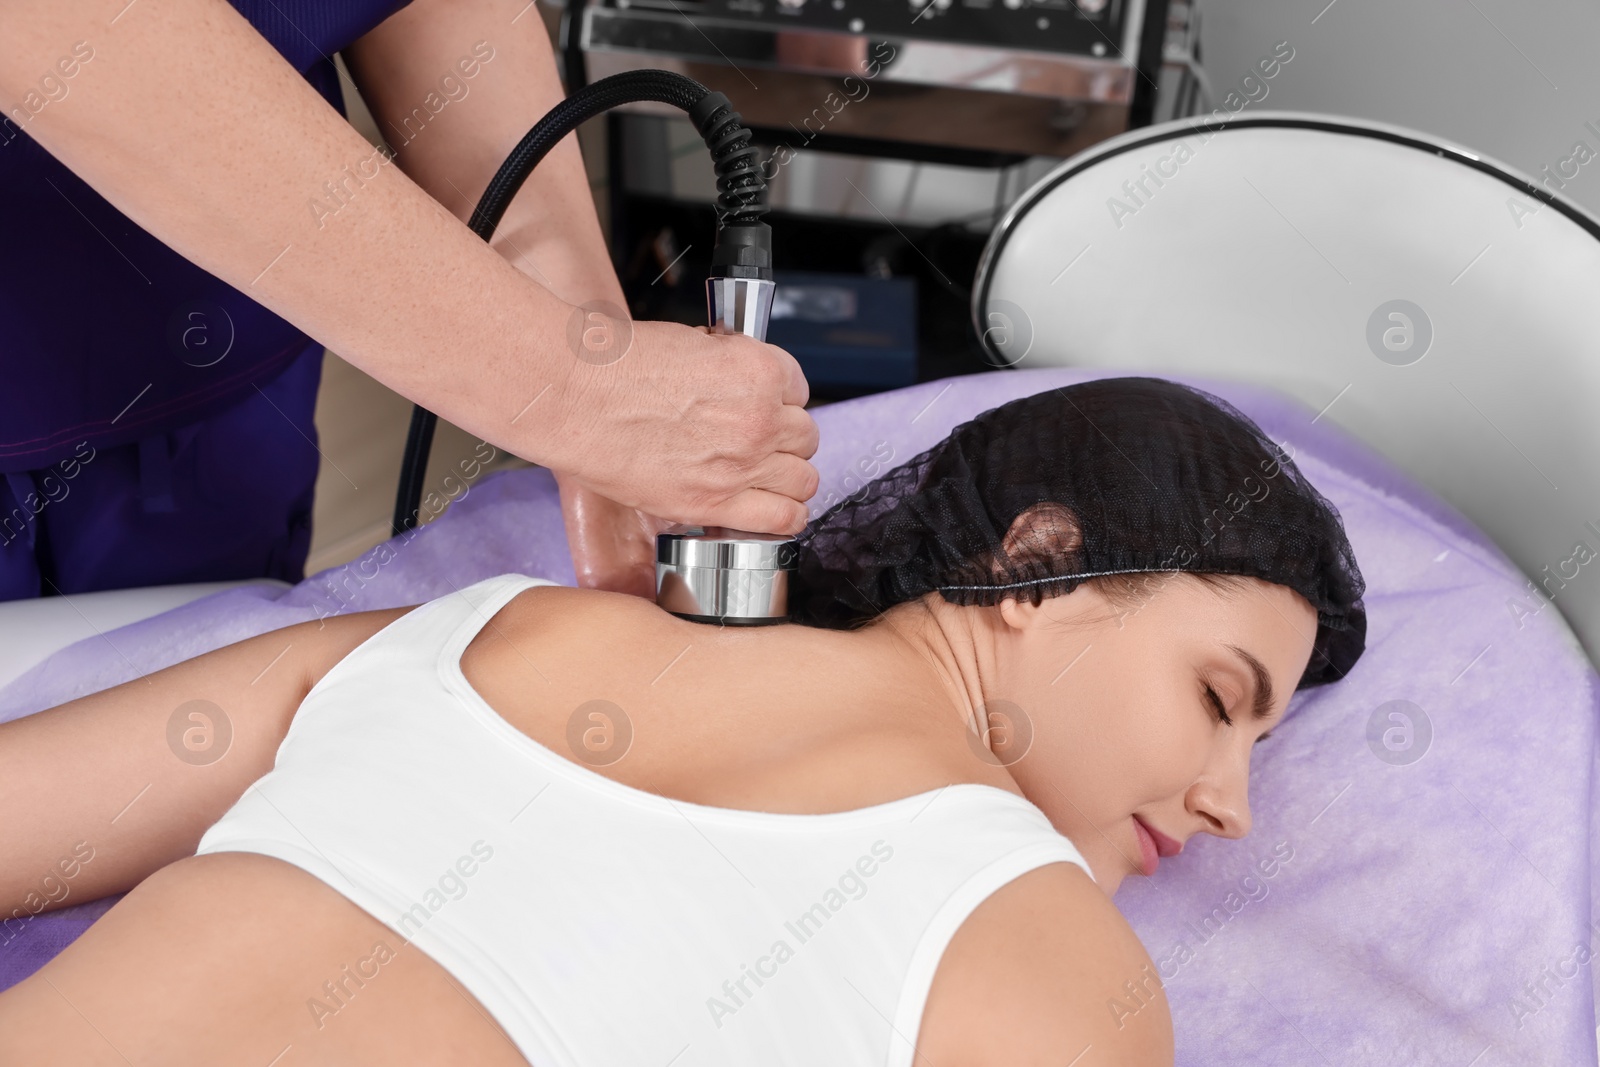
[
  {"xmin": 0, "ymin": 607, "xmax": 413, "ymax": 921},
  {"xmin": 922, "ymin": 863, "xmax": 1175, "ymax": 1066}
]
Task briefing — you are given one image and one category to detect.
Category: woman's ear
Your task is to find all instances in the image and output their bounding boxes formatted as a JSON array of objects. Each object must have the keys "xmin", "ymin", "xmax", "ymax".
[{"xmin": 997, "ymin": 595, "xmax": 1038, "ymax": 632}]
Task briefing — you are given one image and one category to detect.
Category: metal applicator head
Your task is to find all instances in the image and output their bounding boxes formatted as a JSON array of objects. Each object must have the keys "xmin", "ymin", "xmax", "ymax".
[{"xmin": 655, "ymin": 525, "xmax": 797, "ymax": 624}]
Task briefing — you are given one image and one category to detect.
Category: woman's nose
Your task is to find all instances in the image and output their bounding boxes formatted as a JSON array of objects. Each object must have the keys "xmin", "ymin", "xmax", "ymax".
[{"xmin": 1192, "ymin": 751, "xmax": 1253, "ymax": 839}]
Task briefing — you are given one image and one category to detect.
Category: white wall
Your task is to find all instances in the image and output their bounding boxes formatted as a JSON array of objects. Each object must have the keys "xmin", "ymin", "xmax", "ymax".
[{"xmin": 1184, "ymin": 0, "xmax": 1600, "ymax": 218}]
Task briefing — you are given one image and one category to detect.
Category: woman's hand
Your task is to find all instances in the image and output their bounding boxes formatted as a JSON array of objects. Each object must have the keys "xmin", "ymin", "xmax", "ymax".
[{"xmin": 543, "ymin": 319, "xmax": 822, "ymax": 539}]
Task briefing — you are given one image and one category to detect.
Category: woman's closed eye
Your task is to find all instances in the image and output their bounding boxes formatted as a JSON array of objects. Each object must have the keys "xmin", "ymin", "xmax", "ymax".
[
  {"xmin": 1203, "ymin": 682, "xmax": 1233, "ymax": 726},
  {"xmin": 1203, "ymin": 677, "xmax": 1276, "ymax": 744}
]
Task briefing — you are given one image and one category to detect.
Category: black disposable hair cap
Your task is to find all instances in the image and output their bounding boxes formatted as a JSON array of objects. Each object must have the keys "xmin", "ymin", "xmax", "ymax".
[{"xmin": 788, "ymin": 376, "xmax": 1368, "ymax": 689}]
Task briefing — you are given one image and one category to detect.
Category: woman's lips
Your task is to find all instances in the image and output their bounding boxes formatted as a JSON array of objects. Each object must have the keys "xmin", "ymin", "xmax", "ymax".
[
  {"xmin": 1132, "ymin": 815, "xmax": 1183, "ymax": 876},
  {"xmin": 1132, "ymin": 817, "xmax": 1159, "ymax": 876}
]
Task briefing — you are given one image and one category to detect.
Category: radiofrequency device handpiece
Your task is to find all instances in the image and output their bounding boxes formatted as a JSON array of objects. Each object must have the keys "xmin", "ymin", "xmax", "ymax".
[
  {"xmin": 385, "ymin": 70, "xmax": 801, "ymax": 624},
  {"xmin": 654, "ymin": 253, "xmax": 801, "ymax": 625}
]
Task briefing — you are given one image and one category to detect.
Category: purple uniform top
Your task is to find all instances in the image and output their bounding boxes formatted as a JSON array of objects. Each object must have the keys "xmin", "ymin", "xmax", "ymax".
[{"xmin": 0, "ymin": 0, "xmax": 414, "ymax": 474}]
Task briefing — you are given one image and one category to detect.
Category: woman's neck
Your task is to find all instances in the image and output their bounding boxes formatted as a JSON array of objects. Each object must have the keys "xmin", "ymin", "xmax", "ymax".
[{"xmin": 678, "ymin": 597, "xmax": 1001, "ymax": 758}]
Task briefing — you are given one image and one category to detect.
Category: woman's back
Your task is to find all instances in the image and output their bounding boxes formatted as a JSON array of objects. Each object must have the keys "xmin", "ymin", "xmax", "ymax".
[{"xmin": 461, "ymin": 577, "xmax": 997, "ymax": 818}]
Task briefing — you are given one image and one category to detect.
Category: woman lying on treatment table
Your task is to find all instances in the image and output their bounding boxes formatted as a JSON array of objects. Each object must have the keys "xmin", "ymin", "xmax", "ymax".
[{"xmin": 0, "ymin": 377, "xmax": 1366, "ymax": 1067}]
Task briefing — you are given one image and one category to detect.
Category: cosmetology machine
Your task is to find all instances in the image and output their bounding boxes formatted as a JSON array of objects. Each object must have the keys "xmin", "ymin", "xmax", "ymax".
[{"xmin": 388, "ymin": 70, "xmax": 797, "ymax": 625}]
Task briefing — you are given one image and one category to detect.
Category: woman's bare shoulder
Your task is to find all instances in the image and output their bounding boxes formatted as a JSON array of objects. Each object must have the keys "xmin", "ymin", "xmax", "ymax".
[
  {"xmin": 291, "ymin": 581, "xmax": 642, "ymax": 693},
  {"xmin": 496, "ymin": 582, "xmax": 667, "ymax": 641},
  {"xmin": 919, "ymin": 861, "xmax": 1174, "ymax": 1067}
]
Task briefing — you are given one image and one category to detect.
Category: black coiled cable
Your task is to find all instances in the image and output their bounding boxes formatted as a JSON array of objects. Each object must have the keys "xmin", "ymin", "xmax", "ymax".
[{"xmin": 390, "ymin": 69, "xmax": 770, "ymax": 537}]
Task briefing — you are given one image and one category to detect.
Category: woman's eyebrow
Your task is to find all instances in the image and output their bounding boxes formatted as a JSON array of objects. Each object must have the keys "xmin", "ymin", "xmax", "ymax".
[{"xmin": 1225, "ymin": 643, "xmax": 1276, "ymax": 723}]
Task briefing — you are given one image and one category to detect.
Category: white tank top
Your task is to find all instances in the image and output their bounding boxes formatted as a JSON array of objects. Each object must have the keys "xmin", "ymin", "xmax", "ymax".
[{"xmin": 196, "ymin": 573, "xmax": 1095, "ymax": 1067}]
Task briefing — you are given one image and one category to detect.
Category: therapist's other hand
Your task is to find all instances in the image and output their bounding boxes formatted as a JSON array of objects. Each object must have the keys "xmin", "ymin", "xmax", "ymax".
[
  {"xmin": 546, "ymin": 319, "xmax": 821, "ymax": 538},
  {"xmin": 553, "ymin": 472, "xmax": 669, "ymax": 598}
]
